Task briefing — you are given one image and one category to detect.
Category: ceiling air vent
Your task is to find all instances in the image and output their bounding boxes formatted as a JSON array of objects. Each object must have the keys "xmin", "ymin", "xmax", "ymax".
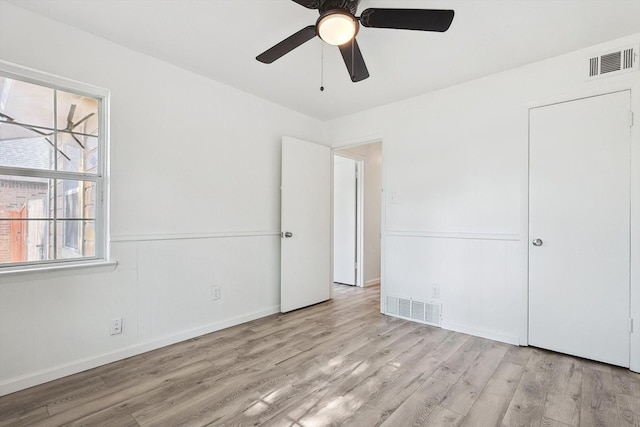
[
  {"xmin": 600, "ymin": 51, "xmax": 621, "ymax": 74},
  {"xmin": 587, "ymin": 45, "xmax": 638, "ymax": 79}
]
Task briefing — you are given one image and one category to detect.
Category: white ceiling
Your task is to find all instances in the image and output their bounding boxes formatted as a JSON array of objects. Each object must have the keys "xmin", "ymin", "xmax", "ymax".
[{"xmin": 9, "ymin": 0, "xmax": 640, "ymax": 120}]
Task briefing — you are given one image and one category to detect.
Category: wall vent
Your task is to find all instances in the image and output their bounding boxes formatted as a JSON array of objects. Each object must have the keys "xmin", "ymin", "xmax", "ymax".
[
  {"xmin": 386, "ymin": 296, "xmax": 398, "ymax": 315},
  {"xmin": 398, "ymin": 298, "xmax": 411, "ymax": 318},
  {"xmin": 385, "ymin": 296, "xmax": 441, "ymax": 327},
  {"xmin": 411, "ymin": 300, "xmax": 425, "ymax": 322},
  {"xmin": 425, "ymin": 302, "xmax": 441, "ymax": 325},
  {"xmin": 587, "ymin": 45, "xmax": 638, "ymax": 79}
]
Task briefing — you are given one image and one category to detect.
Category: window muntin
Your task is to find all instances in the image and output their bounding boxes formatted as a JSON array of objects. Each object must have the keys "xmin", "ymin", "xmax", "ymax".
[{"xmin": 0, "ymin": 65, "xmax": 107, "ymax": 269}]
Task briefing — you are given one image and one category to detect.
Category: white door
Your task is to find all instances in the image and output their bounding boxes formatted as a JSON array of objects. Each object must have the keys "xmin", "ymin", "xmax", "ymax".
[
  {"xmin": 333, "ymin": 156, "xmax": 357, "ymax": 285},
  {"xmin": 529, "ymin": 91, "xmax": 631, "ymax": 367},
  {"xmin": 281, "ymin": 136, "xmax": 332, "ymax": 313}
]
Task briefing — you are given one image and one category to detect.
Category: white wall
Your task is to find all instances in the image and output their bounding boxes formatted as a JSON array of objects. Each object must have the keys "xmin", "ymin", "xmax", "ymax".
[
  {"xmin": 335, "ymin": 143, "xmax": 382, "ymax": 286},
  {"xmin": 0, "ymin": 1, "xmax": 325, "ymax": 395},
  {"xmin": 326, "ymin": 33, "xmax": 640, "ymax": 369}
]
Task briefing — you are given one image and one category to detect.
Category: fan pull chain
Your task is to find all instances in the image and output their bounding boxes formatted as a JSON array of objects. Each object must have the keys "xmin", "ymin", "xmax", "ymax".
[
  {"xmin": 320, "ymin": 41, "xmax": 325, "ymax": 92},
  {"xmin": 351, "ymin": 39, "xmax": 355, "ymax": 81}
]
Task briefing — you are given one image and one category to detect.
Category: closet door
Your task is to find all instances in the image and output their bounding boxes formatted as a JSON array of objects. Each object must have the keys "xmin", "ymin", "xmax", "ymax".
[{"xmin": 529, "ymin": 91, "xmax": 631, "ymax": 367}]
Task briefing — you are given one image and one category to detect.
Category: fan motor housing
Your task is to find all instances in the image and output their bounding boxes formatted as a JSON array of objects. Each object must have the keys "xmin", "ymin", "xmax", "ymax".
[{"xmin": 318, "ymin": 0, "xmax": 359, "ymax": 15}]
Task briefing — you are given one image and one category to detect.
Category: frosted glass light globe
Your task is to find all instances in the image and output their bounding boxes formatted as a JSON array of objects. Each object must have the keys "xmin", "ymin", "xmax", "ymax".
[{"xmin": 317, "ymin": 11, "xmax": 358, "ymax": 46}]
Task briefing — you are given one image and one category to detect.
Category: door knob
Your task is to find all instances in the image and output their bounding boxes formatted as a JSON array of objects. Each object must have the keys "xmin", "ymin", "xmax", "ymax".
[
  {"xmin": 532, "ymin": 238, "xmax": 543, "ymax": 247},
  {"xmin": 283, "ymin": 231, "xmax": 293, "ymax": 238}
]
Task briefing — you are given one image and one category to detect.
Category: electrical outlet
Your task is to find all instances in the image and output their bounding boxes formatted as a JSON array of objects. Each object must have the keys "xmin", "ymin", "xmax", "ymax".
[
  {"xmin": 211, "ymin": 286, "xmax": 221, "ymax": 301},
  {"xmin": 431, "ymin": 284, "xmax": 440, "ymax": 299},
  {"xmin": 110, "ymin": 317, "xmax": 122, "ymax": 335}
]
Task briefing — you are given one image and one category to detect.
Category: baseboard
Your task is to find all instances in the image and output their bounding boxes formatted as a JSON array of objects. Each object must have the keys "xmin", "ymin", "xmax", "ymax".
[
  {"xmin": 440, "ymin": 321, "xmax": 520, "ymax": 346},
  {"xmin": 364, "ymin": 278, "xmax": 380, "ymax": 287},
  {"xmin": 0, "ymin": 305, "xmax": 280, "ymax": 397}
]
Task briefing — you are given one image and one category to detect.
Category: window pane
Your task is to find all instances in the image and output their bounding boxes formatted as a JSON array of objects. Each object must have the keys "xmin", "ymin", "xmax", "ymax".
[
  {"xmin": 57, "ymin": 132, "xmax": 98, "ymax": 173},
  {"xmin": 56, "ymin": 90, "xmax": 98, "ymax": 136},
  {"xmin": 57, "ymin": 180, "xmax": 96, "ymax": 219},
  {"xmin": 57, "ymin": 220, "xmax": 95, "ymax": 260},
  {"xmin": 0, "ymin": 77, "xmax": 54, "ymax": 130},
  {"xmin": 0, "ymin": 219, "xmax": 52, "ymax": 264},
  {"xmin": 0, "ymin": 123, "xmax": 55, "ymax": 170},
  {"xmin": 0, "ymin": 175, "xmax": 52, "ymax": 219}
]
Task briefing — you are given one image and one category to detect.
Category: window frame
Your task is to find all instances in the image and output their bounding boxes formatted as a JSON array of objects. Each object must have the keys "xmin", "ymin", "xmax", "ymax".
[{"xmin": 0, "ymin": 60, "xmax": 110, "ymax": 272}]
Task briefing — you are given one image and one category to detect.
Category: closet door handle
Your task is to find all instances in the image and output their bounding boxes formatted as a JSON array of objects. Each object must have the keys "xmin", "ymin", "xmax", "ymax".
[{"xmin": 532, "ymin": 238, "xmax": 543, "ymax": 247}]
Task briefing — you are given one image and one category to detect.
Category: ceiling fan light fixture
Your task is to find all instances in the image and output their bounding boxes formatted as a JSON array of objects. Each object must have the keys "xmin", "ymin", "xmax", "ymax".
[{"xmin": 317, "ymin": 10, "xmax": 359, "ymax": 46}]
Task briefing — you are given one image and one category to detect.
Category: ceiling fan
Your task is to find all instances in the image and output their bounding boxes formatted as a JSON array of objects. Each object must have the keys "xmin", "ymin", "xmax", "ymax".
[
  {"xmin": 256, "ymin": 0, "xmax": 455, "ymax": 82},
  {"xmin": 0, "ymin": 105, "xmax": 95, "ymax": 161}
]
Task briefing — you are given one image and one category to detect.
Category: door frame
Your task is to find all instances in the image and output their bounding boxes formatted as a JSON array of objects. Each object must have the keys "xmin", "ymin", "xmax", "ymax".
[
  {"xmin": 331, "ymin": 138, "xmax": 384, "ymax": 309},
  {"xmin": 333, "ymin": 153, "xmax": 364, "ymax": 287},
  {"xmin": 526, "ymin": 83, "xmax": 640, "ymax": 372}
]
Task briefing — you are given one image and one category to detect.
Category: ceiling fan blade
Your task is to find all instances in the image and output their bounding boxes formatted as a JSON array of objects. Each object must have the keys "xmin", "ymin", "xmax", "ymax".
[
  {"xmin": 257, "ymin": 25, "xmax": 317, "ymax": 64},
  {"xmin": 338, "ymin": 39, "xmax": 369, "ymax": 82},
  {"xmin": 291, "ymin": 0, "xmax": 321, "ymax": 9},
  {"xmin": 72, "ymin": 112, "xmax": 95, "ymax": 130},
  {"xmin": 360, "ymin": 9, "xmax": 455, "ymax": 32},
  {"xmin": 71, "ymin": 133, "xmax": 85, "ymax": 149},
  {"xmin": 66, "ymin": 104, "xmax": 77, "ymax": 126}
]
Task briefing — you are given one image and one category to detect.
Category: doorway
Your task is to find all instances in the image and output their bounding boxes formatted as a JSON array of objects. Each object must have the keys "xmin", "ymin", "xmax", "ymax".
[
  {"xmin": 333, "ymin": 142, "xmax": 382, "ymax": 289},
  {"xmin": 333, "ymin": 155, "xmax": 360, "ymax": 286},
  {"xmin": 528, "ymin": 91, "xmax": 631, "ymax": 367}
]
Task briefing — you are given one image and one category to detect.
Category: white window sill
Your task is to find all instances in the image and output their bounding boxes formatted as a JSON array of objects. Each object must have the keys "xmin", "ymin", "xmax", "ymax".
[{"xmin": 0, "ymin": 260, "xmax": 118, "ymax": 279}]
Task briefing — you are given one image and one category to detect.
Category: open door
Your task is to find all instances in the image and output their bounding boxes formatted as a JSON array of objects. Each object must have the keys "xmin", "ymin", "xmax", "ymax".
[
  {"xmin": 281, "ymin": 136, "xmax": 332, "ymax": 313},
  {"xmin": 333, "ymin": 155, "xmax": 357, "ymax": 286}
]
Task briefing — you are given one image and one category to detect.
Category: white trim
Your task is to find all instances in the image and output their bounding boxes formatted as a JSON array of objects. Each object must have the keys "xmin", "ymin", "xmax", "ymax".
[
  {"xmin": 111, "ymin": 230, "xmax": 280, "ymax": 243},
  {"xmin": 0, "ymin": 304, "xmax": 280, "ymax": 397},
  {"xmin": 0, "ymin": 60, "xmax": 109, "ymax": 98},
  {"xmin": 0, "ymin": 260, "xmax": 117, "ymax": 279},
  {"xmin": 385, "ymin": 230, "xmax": 520, "ymax": 241},
  {"xmin": 441, "ymin": 321, "xmax": 521, "ymax": 346}
]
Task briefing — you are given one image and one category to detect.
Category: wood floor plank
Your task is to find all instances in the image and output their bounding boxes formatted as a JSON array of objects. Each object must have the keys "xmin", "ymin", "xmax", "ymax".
[
  {"xmin": 503, "ymin": 345, "xmax": 535, "ymax": 367},
  {"xmin": 378, "ymin": 377, "xmax": 452, "ymax": 427},
  {"xmin": 0, "ymin": 405, "xmax": 50, "ymax": 427},
  {"xmin": 336, "ymin": 332, "xmax": 471, "ymax": 426},
  {"xmin": 543, "ymin": 391, "xmax": 581, "ymax": 427},
  {"xmin": 418, "ymin": 404, "xmax": 465, "ymax": 427},
  {"xmin": 460, "ymin": 361, "xmax": 525, "ymax": 427},
  {"xmin": 580, "ymin": 367, "xmax": 619, "ymax": 427},
  {"xmin": 27, "ymin": 360, "xmax": 213, "ymax": 426},
  {"xmin": 134, "ymin": 365, "xmax": 289, "ymax": 426},
  {"xmin": 501, "ymin": 351, "xmax": 548, "ymax": 427},
  {"xmin": 614, "ymin": 368, "xmax": 640, "ymax": 398},
  {"xmin": 616, "ymin": 393, "xmax": 640, "ymax": 427},
  {"xmin": 0, "ymin": 284, "xmax": 628, "ymax": 427},
  {"xmin": 0, "ymin": 374, "xmax": 104, "ymax": 421},
  {"xmin": 440, "ymin": 339, "xmax": 510, "ymax": 415},
  {"xmin": 540, "ymin": 417, "xmax": 574, "ymax": 427},
  {"xmin": 431, "ymin": 337, "xmax": 483, "ymax": 385}
]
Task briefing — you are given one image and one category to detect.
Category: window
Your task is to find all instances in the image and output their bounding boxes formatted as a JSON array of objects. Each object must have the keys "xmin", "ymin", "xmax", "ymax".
[{"xmin": 0, "ymin": 61, "xmax": 109, "ymax": 270}]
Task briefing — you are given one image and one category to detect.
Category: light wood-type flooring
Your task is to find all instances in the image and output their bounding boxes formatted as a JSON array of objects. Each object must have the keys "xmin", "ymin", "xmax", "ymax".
[{"xmin": 1, "ymin": 284, "xmax": 640, "ymax": 426}]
